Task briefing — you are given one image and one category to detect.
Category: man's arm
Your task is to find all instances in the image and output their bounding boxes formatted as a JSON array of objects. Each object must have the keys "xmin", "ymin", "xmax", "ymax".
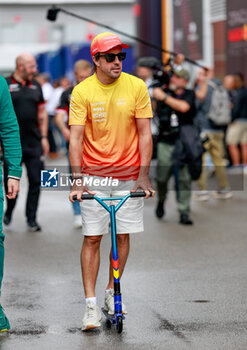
[
  {"xmin": 7, "ymin": 178, "xmax": 20, "ymax": 199},
  {"xmin": 0, "ymin": 76, "xmax": 22, "ymax": 199},
  {"xmin": 55, "ymin": 111, "xmax": 70, "ymax": 142},
  {"xmin": 55, "ymin": 89, "xmax": 71, "ymax": 142},
  {"xmin": 153, "ymin": 88, "xmax": 190, "ymax": 113},
  {"xmin": 68, "ymin": 125, "xmax": 95, "ymax": 202},
  {"xmin": 38, "ymin": 105, "xmax": 49, "ymax": 155},
  {"xmin": 195, "ymin": 78, "xmax": 208, "ymax": 102},
  {"xmin": 132, "ymin": 118, "xmax": 155, "ymax": 198}
]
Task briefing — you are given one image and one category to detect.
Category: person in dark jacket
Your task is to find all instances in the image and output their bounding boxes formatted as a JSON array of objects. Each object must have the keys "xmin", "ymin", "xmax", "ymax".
[
  {"xmin": 153, "ymin": 68, "xmax": 195, "ymax": 225},
  {"xmin": 4, "ymin": 53, "xmax": 49, "ymax": 232}
]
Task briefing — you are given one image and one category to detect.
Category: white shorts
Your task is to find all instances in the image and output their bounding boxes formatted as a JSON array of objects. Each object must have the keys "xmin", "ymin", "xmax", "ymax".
[
  {"xmin": 226, "ymin": 121, "xmax": 247, "ymax": 145},
  {"xmin": 80, "ymin": 177, "xmax": 144, "ymax": 236}
]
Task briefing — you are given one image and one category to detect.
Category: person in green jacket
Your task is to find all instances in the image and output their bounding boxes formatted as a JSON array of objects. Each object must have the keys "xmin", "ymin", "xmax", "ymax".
[{"xmin": 0, "ymin": 75, "xmax": 22, "ymax": 332}]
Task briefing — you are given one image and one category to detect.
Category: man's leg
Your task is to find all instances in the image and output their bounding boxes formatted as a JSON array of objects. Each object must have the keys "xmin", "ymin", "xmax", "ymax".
[
  {"xmin": 197, "ymin": 152, "xmax": 208, "ymax": 190},
  {"xmin": 197, "ymin": 136, "xmax": 211, "ymax": 192},
  {"xmin": 104, "ymin": 234, "xmax": 129, "ymax": 315},
  {"xmin": 240, "ymin": 127, "xmax": 247, "ymax": 164},
  {"xmin": 226, "ymin": 123, "xmax": 241, "ymax": 165},
  {"xmin": 210, "ymin": 133, "xmax": 230, "ymax": 189},
  {"xmin": 177, "ymin": 165, "xmax": 193, "ymax": 225},
  {"xmin": 106, "ymin": 234, "xmax": 129, "ymax": 290},
  {"xmin": 0, "ymin": 186, "xmax": 10, "ymax": 331},
  {"xmin": 228, "ymin": 144, "xmax": 240, "ymax": 165},
  {"xmin": 25, "ymin": 153, "xmax": 42, "ymax": 227},
  {"xmin": 81, "ymin": 235, "xmax": 102, "ymax": 298},
  {"xmin": 0, "ymin": 193, "xmax": 4, "ymax": 293},
  {"xmin": 81, "ymin": 235, "xmax": 102, "ymax": 331},
  {"xmin": 241, "ymin": 143, "xmax": 247, "ymax": 165},
  {"xmin": 156, "ymin": 142, "xmax": 173, "ymax": 218}
]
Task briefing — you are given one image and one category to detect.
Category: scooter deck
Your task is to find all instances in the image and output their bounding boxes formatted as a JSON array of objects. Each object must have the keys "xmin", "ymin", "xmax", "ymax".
[{"xmin": 101, "ymin": 308, "xmax": 125, "ymax": 323}]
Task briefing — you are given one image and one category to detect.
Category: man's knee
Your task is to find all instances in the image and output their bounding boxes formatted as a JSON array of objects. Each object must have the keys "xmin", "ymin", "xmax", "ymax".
[
  {"xmin": 117, "ymin": 234, "xmax": 129, "ymax": 246},
  {"xmin": 83, "ymin": 235, "xmax": 102, "ymax": 249}
]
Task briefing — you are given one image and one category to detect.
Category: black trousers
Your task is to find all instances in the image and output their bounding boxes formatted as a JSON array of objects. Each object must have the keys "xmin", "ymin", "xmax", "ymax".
[{"xmin": 4, "ymin": 150, "xmax": 43, "ymax": 223}]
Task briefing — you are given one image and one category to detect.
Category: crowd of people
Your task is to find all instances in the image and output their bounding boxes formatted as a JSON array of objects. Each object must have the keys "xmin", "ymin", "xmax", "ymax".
[
  {"xmin": 136, "ymin": 55, "xmax": 247, "ymax": 225},
  {"xmin": 2, "ymin": 54, "xmax": 93, "ymax": 231},
  {"xmin": 4, "ymin": 51, "xmax": 244, "ymax": 234},
  {"xmin": 0, "ymin": 32, "xmax": 246, "ymax": 332}
]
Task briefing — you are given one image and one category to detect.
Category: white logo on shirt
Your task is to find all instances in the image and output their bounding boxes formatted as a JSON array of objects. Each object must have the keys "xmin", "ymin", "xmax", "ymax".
[
  {"xmin": 116, "ymin": 98, "xmax": 126, "ymax": 106},
  {"xmin": 91, "ymin": 102, "xmax": 107, "ymax": 122},
  {"xmin": 9, "ymin": 84, "xmax": 20, "ymax": 92}
]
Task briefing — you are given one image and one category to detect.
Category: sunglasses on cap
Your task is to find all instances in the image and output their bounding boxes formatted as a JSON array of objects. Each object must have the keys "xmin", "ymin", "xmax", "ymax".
[{"xmin": 98, "ymin": 52, "xmax": 126, "ymax": 63}]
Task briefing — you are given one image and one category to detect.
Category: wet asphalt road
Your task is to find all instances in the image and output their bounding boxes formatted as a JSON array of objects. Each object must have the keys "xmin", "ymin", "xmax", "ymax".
[{"xmin": 0, "ymin": 157, "xmax": 247, "ymax": 350}]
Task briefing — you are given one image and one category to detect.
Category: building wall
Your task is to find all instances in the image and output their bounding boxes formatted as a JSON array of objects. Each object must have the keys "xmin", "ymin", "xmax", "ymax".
[
  {"xmin": 213, "ymin": 21, "xmax": 226, "ymax": 80},
  {"xmin": 210, "ymin": 0, "xmax": 226, "ymax": 79},
  {"xmin": 136, "ymin": 0, "xmax": 162, "ymax": 60},
  {"xmin": 226, "ymin": 0, "xmax": 247, "ymax": 82},
  {"xmin": 163, "ymin": 0, "xmax": 213, "ymax": 69}
]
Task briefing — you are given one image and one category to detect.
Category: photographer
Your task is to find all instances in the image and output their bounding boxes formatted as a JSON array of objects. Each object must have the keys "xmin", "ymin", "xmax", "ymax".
[{"xmin": 153, "ymin": 68, "xmax": 196, "ymax": 225}]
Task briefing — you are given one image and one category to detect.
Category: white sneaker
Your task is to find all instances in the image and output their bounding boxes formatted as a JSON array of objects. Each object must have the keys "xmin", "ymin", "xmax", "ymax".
[
  {"xmin": 81, "ymin": 301, "xmax": 102, "ymax": 331},
  {"xmin": 194, "ymin": 191, "xmax": 209, "ymax": 201},
  {"xmin": 104, "ymin": 289, "xmax": 127, "ymax": 315},
  {"xmin": 212, "ymin": 189, "xmax": 233, "ymax": 199},
  {"xmin": 73, "ymin": 215, "xmax": 82, "ymax": 229}
]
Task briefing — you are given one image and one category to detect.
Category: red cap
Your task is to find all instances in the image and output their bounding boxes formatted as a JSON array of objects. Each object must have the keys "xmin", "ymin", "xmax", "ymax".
[{"xmin": 91, "ymin": 32, "xmax": 129, "ymax": 56}]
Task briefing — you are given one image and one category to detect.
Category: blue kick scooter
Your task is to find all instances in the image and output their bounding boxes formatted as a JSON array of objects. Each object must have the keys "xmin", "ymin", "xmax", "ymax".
[{"xmin": 76, "ymin": 191, "xmax": 147, "ymax": 333}]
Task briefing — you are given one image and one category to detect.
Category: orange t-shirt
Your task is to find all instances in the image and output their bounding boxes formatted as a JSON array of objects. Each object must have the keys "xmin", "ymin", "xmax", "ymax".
[{"xmin": 69, "ymin": 72, "xmax": 152, "ymax": 180}]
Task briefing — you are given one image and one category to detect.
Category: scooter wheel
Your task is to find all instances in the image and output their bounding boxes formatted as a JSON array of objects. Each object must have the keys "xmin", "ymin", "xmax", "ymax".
[
  {"xmin": 106, "ymin": 319, "xmax": 112, "ymax": 328},
  {"xmin": 116, "ymin": 316, "xmax": 123, "ymax": 333}
]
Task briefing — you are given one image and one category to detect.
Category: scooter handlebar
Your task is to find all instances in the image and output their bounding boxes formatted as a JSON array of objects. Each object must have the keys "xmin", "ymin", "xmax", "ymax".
[
  {"xmin": 129, "ymin": 191, "xmax": 147, "ymax": 198},
  {"xmin": 72, "ymin": 191, "xmax": 148, "ymax": 201},
  {"xmin": 72, "ymin": 194, "xmax": 95, "ymax": 200}
]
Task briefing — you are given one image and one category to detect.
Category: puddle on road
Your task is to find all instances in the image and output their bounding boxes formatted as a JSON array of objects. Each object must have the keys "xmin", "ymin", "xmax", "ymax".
[
  {"xmin": 156, "ymin": 307, "xmax": 247, "ymax": 341},
  {"xmin": 5, "ymin": 279, "xmax": 43, "ymax": 312},
  {"xmin": 67, "ymin": 327, "xmax": 101, "ymax": 335},
  {"xmin": 67, "ymin": 327, "xmax": 81, "ymax": 334},
  {"xmin": 187, "ymin": 300, "xmax": 211, "ymax": 303},
  {"xmin": 10, "ymin": 325, "xmax": 47, "ymax": 336},
  {"xmin": 154, "ymin": 300, "xmax": 212, "ymax": 342},
  {"xmin": 7, "ymin": 302, "xmax": 42, "ymax": 311},
  {"xmin": 158, "ymin": 318, "xmax": 189, "ymax": 342},
  {"xmin": 159, "ymin": 320, "xmax": 247, "ymax": 334}
]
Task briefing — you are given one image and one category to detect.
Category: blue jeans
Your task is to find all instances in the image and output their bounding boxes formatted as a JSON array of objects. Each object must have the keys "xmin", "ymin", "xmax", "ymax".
[
  {"xmin": 68, "ymin": 161, "xmax": 81, "ymax": 216},
  {"xmin": 72, "ymin": 199, "xmax": 81, "ymax": 215}
]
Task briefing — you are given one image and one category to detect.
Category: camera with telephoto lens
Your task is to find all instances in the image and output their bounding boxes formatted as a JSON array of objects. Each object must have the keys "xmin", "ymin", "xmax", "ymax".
[
  {"xmin": 151, "ymin": 63, "xmax": 173, "ymax": 89},
  {"xmin": 200, "ymin": 132, "xmax": 209, "ymax": 144},
  {"xmin": 137, "ymin": 57, "xmax": 173, "ymax": 89}
]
